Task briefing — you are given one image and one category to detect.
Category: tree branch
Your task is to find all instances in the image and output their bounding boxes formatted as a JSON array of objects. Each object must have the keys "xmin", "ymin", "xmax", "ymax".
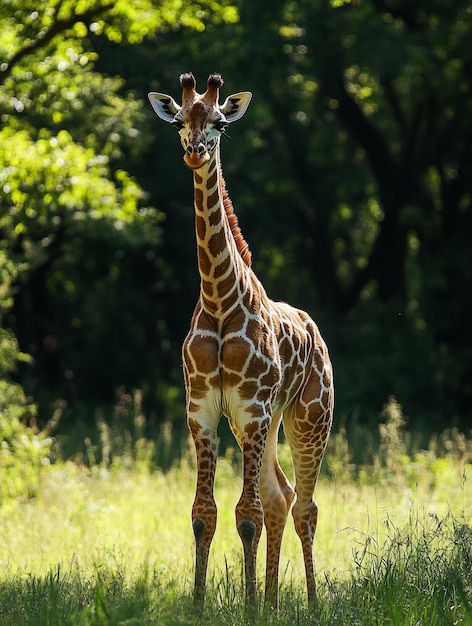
[{"xmin": 0, "ymin": 2, "xmax": 114, "ymax": 85}]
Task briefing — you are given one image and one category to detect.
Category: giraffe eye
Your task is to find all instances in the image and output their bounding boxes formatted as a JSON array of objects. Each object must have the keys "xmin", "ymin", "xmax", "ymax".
[
  {"xmin": 214, "ymin": 120, "xmax": 228, "ymax": 132},
  {"xmin": 171, "ymin": 119, "xmax": 184, "ymax": 131}
]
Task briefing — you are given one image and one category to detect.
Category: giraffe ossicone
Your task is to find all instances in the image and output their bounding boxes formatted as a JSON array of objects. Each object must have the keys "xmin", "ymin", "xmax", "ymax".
[{"xmin": 148, "ymin": 73, "xmax": 334, "ymax": 612}]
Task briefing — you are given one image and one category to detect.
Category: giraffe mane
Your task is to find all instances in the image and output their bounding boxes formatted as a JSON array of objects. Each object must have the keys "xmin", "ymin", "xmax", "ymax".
[{"xmin": 219, "ymin": 176, "xmax": 252, "ymax": 267}]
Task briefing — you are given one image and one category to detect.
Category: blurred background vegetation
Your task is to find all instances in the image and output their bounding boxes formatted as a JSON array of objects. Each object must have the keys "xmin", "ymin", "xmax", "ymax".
[{"xmin": 1, "ymin": 0, "xmax": 471, "ymax": 462}]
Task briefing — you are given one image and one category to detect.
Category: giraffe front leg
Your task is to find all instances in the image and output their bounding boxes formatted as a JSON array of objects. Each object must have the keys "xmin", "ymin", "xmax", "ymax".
[
  {"xmin": 188, "ymin": 416, "xmax": 219, "ymax": 612},
  {"xmin": 234, "ymin": 416, "xmax": 270, "ymax": 609}
]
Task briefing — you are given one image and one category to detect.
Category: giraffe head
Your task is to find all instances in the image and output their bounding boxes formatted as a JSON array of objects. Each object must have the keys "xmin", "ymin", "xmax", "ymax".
[{"xmin": 148, "ymin": 73, "xmax": 252, "ymax": 169}]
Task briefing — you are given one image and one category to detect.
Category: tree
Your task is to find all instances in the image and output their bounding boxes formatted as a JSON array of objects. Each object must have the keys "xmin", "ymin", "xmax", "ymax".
[
  {"xmin": 107, "ymin": 0, "xmax": 472, "ymax": 425},
  {"xmin": 0, "ymin": 0, "xmax": 239, "ymax": 422},
  {"xmin": 2, "ymin": 0, "xmax": 470, "ymax": 434},
  {"xmin": 273, "ymin": 0, "xmax": 472, "ymax": 421}
]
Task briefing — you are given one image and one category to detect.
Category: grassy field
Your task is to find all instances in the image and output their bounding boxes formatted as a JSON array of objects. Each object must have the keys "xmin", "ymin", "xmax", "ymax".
[{"xmin": 0, "ymin": 410, "xmax": 471, "ymax": 625}]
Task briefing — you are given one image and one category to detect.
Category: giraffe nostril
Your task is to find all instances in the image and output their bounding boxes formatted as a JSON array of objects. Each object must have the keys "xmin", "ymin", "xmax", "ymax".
[
  {"xmin": 198, "ymin": 143, "xmax": 206, "ymax": 156},
  {"xmin": 186, "ymin": 145, "xmax": 194, "ymax": 155}
]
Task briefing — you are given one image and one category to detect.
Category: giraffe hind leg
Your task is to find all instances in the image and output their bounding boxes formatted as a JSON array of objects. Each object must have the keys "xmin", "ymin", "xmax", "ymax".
[
  {"xmin": 260, "ymin": 417, "xmax": 295, "ymax": 609},
  {"xmin": 284, "ymin": 398, "xmax": 332, "ymax": 604}
]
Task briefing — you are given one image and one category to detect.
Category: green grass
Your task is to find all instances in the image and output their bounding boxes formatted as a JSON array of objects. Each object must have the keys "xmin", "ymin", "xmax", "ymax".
[{"xmin": 1, "ymin": 413, "xmax": 472, "ymax": 625}]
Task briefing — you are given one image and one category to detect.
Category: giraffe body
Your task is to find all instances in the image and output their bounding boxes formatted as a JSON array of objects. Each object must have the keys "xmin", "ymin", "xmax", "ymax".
[{"xmin": 149, "ymin": 73, "xmax": 334, "ymax": 610}]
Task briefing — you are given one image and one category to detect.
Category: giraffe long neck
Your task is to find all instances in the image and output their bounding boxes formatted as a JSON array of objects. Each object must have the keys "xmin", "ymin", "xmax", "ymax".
[{"xmin": 193, "ymin": 146, "xmax": 252, "ymax": 317}]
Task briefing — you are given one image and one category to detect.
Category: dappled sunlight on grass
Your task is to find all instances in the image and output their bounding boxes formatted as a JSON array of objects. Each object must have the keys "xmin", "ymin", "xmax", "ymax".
[
  {"xmin": 1, "ymin": 449, "xmax": 470, "ymax": 588},
  {"xmin": 0, "ymin": 463, "xmax": 194, "ymax": 584},
  {"xmin": 1, "ymin": 414, "xmax": 471, "ymax": 624}
]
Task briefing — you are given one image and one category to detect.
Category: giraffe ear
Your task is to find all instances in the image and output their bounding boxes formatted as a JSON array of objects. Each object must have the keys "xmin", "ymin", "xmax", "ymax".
[
  {"xmin": 220, "ymin": 92, "xmax": 252, "ymax": 122},
  {"xmin": 148, "ymin": 92, "xmax": 181, "ymax": 122}
]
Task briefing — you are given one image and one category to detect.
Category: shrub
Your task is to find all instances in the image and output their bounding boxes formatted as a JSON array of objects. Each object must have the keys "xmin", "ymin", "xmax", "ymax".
[
  {"xmin": 0, "ymin": 325, "xmax": 52, "ymax": 501},
  {"xmin": 0, "ymin": 382, "xmax": 52, "ymax": 502}
]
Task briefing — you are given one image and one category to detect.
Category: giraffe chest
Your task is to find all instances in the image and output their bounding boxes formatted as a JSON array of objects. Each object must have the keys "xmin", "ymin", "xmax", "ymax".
[{"xmin": 182, "ymin": 304, "xmax": 313, "ymax": 419}]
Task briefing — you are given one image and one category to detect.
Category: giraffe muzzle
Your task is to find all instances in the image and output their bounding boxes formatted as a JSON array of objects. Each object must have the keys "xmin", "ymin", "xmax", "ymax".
[{"xmin": 184, "ymin": 142, "xmax": 210, "ymax": 169}]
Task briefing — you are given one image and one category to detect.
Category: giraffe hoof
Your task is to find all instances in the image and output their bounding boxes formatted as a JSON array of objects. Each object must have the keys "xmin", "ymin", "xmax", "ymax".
[
  {"xmin": 192, "ymin": 517, "xmax": 206, "ymax": 545},
  {"xmin": 238, "ymin": 519, "xmax": 256, "ymax": 546}
]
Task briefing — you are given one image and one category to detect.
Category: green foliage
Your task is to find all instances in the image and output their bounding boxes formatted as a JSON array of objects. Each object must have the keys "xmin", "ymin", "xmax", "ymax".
[
  {"xmin": 0, "ymin": 0, "xmax": 236, "ymax": 61},
  {"xmin": 66, "ymin": 389, "xmax": 183, "ymax": 472},
  {"xmin": 0, "ymin": 248, "xmax": 50, "ymax": 503},
  {"xmin": 0, "ymin": 251, "xmax": 18, "ymax": 316},
  {"xmin": 0, "ymin": 0, "xmax": 242, "ymax": 429},
  {"xmin": 324, "ymin": 396, "xmax": 472, "ymax": 493},
  {"xmin": 0, "ymin": 127, "xmax": 142, "ymax": 224},
  {"xmin": 0, "ymin": 329, "xmax": 26, "ymax": 381},
  {"xmin": 0, "ymin": 393, "xmax": 52, "ymax": 503},
  {"xmin": 1, "ymin": 0, "xmax": 471, "ymax": 436},
  {"xmin": 325, "ymin": 514, "xmax": 472, "ymax": 626},
  {"xmin": 117, "ymin": 0, "xmax": 472, "ymax": 427}
]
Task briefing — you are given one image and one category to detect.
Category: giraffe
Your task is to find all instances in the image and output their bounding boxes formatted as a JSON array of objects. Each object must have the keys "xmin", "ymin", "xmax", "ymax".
[{"xmin": 148, "ymin": 73, "xmax": 334, "ymax": 611}]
